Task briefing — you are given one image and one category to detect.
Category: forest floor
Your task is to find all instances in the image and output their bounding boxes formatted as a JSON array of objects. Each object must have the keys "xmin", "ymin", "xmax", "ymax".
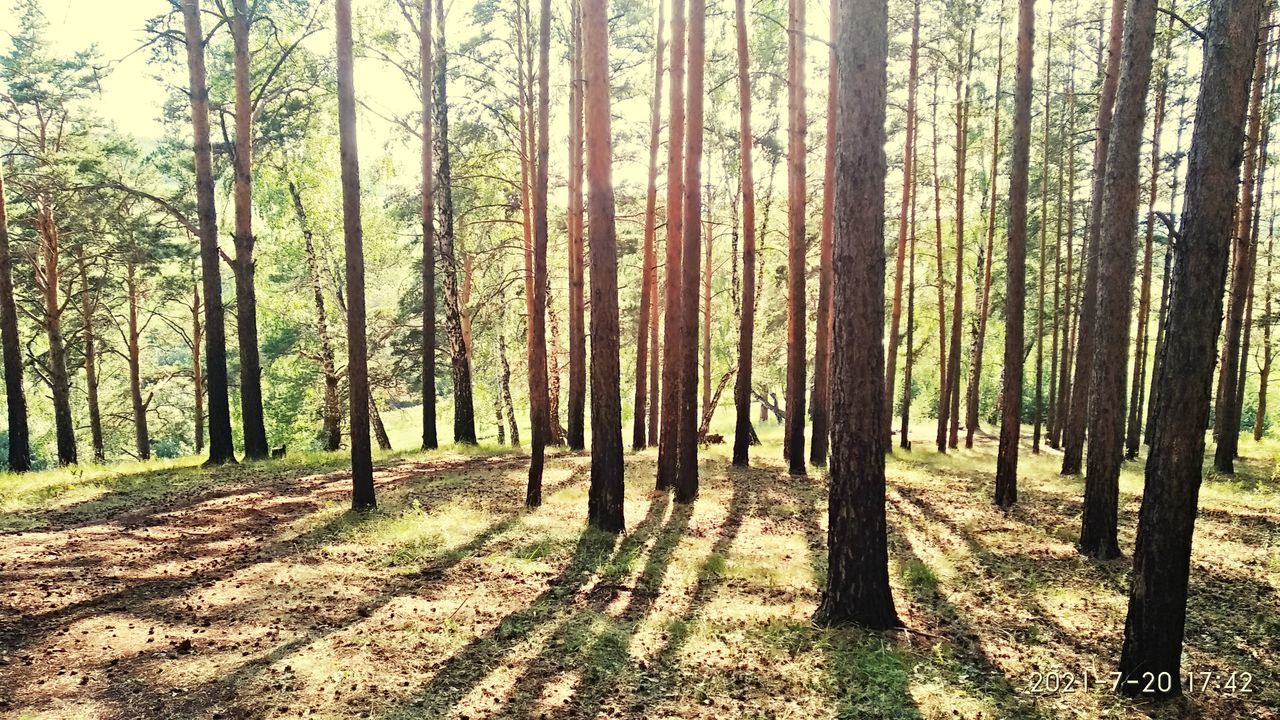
[{"xmin": 0, "ymin": 421, "xmax": 1276, "ymax": 720}]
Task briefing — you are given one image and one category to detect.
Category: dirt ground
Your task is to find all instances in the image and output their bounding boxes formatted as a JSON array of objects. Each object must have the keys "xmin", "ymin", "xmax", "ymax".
[{"xmin": 0, "ymin": 435, "xmax": 1276, "ymax": 719}]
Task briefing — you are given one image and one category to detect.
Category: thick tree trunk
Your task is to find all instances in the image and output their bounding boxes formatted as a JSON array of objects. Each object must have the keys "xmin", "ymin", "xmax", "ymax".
[
  {"xmin": 0, "ymin": 166, "xmax": 28, "ymax": 472},
  {"xmin": 420, "ymin": 0, "xmax": 438, "ymax": 451},
  {"xmin": 1061, "ymin": 0, "xmax": 1123, "ymax": 475},
  {"xmin": 34, "ymin": 203, "xmax": 76, "ymax": 466},
  {"xmin": 1214, "ymin": 29, "xmax": 1270, "ymax": 473},
  {"xmin": 814, "ymin": 0, "xmax": 900, "ymax": 630},
  {"xmin": 966, "ymin": 6, "xmax": 1003, "ymax": 449},
  {"xmin": 582, "ymin": 0, "xmax": 625, "ymax": 530},
  {"xmin": 181, "ymin": 0, "xmax": 235, "ymax": 465},
  {"xmin": 336, "ymin": 0, "xmax": 375, "ymax": 509},
  {"xmin": 886, "ymin": 0, "xmax": 920, "ymax": 444},
  {"xmin": 732, "ymin": 0, "xmax": 758, "ymax": 467},
  {"xmin": 526, "ymin": 0, "xmax": 553, "ymax": 508},
  {"xmin": 435, "ymin": 0, "xmax": 477, "ymax": 445},
  {"xmin": 810, "ymin": 2, "xmax": 839, "ymax": 466},
  {"xmin": 675, "ymin": 0, "xmax": 707, "ymax": 502},
  {"xmin": 1080, "ymin": 0, "xmax": 1158, "ymax": 561},
  {"xmin": 1118, "ymin": 0, "xmax": 1263, "ymax": 691},
  {"xmin": 657, "ymin": 0, "xmax": 687, "ymax": 490},
  {"xmin": 783, "ymin": 0, "xmax": 808, "ymax": 474},
  {"xmin": 995, "ymin": 0, "xmax": 1035, "ymax": 509},
  {"xmin": 77, "ymin": 246, "xmax": 104, "ymax": 463},
  {"xmin": 290, "ymin": 180, "xmax": 342, "ymax": 451},
  {"xmin": 633, "ymin": 1, "xmax": 665, "ymax": 451},
  {"xmin": 567, "ymin": 0, "xmax": 587, "ymax": 452},
  {"xmin": 126, "ymin": 268, "xmax": 150, "ymax": 461},
  {"xmin": 230, "ymin": 0, "xmax": 269, "ymax": 461}
]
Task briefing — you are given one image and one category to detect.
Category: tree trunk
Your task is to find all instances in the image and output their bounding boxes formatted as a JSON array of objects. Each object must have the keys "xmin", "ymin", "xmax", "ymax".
[
  {"xmin": 1061, "ymin": 0, "xmax": 1123, "ymax": 475},
  {"xmin": 1118, "ymin": 0, "xmax": 1263, "ymax": 691},
  {"xmin": 370, "ymin": 397, "xmax": 392, "ymax": 451},
  {"xmin": 34, "ymin": 202, "xmax": 76, "ymax": 466},
  {"xmin": 290, "ymin": 180, "xmax": 342, "ymax": 451},
  {"xmin": 125, "ymin": 267, "xmax": 150, "ymax": 461},
  {"xmin": 1033, "ymin": 8, "xmax": 1053, "ymax": 454},
  {"xmin": 1050, "ymin": 113, "xmax": 1078, "ymax": 449},
  {"xmin": 1236, "ymin": 129, "xmax": 1268, "ymax": 435},
  {"xmin": 0, "ymin": 165, "xmax": 28, "ymax": 472},
  {"xmin": 499, "ymin": 331, "xmax": 520, "ymax": 445},
  {"xmin": 675, "ymin": 0, "xmax": 707, "ymax": 502},
  {"xmin": 965, "ymin": 7, "xmax": 1002, "ymax": 450},
  {"xmin": 1214, "ymin": 28, "xmax": 1270, "ymax": 473},
  {"xmin": 547, "ymin": 291, "xmax": 565, "ymax": 444},
  {"xmin": 181, "ymin": 0, "xmax": 235, "ymax": 465},
  {"xmin": 1080, "ymin": 0, "xmax": 1158, "ymax": 561},
  {"xmin": 901, "ymin": 124, "xmax": 919, "ymax": 451},
  {"xmin": 526, "ymin": 0, "xmax": 553, "ymax": 508},
  {"xmin": 420, "ymin": 0, "xmax": 438, "ymax": 451},
  {"xmin": 192, "ymin": 283, "xmax": 204, "ymax": 454},
  {"xmin": 995, "ymin": 0, "xmax": 1035, "ymax": 509},
  {"xmin": 229, "ymin": 0, "xmax": 269, "ymax": 461},
  {"xmin": 633, "ymin": 0, "xmax": 665, "ymax": 451},
  {"xmin": 582, "ymin": 0, "xmax": 625, "ymax": 530},
  {"xmin": 1047, "ymin": 62, "xmax": 1071, "ymax": 448},
  {"xmin": 567, "ymin": 0, "xmax": 587, "ymax": 452},
  {"xmin": 782, "ymin": 0, "xmax": 808, "ymax": 475},
  {"xmin": 931, "ymin": 70, "xmax": 949, "ymax": 454},
  {"xmin": 947, "ymin": 31, "xmax": 975, "ymax": 450},
  {"xmin": 336, "ymin": 0, "xmax": 375, "ymax": 510},
  {"xmin": 810, "ymin": 0, "xmax": 840, "ymax": 466},
  {"xmin": 702, "ymin": 189, "xmax": 713, "ymax": 421},
  {"xmin": 1256, "ymin": 223, "xmax": 1274, "ymax": 441},
  {"xmin": 77, "ymin": 246, "xmax": 104, "ymax": 463},
  {"xmin": 435, "ymin": 0, "xmax": 477, "ymax": 445},
  {"xmin": 814, "ymin": 0, "xmax": 900, "ymax": 630},
  {"xmin": 657, "ymin": 0, "xmax": 686, "ymax": 491},
  {"xmin": 732, "ymin": 0, "xmax": 758, "ymax": 467},
  {"xmin": 648, "ymin": 252, "xmax": 661, "ymax": 446}
]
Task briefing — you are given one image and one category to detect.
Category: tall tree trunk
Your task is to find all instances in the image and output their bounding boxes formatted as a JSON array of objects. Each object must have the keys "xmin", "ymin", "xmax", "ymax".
[
  {"xmin": 947, "ymin": 31, "xmax": 975, "ymax": 450},
  {"xmin": 435, "ymin": 0, "xmax": 477, "ymax": 445},
  {"xmin": 1118, "ymin": 0, "xmax": 1263, "ymax": 690},
  {"xmin": 1256, "ymin": 222, "xmax": 1274, "ymax": 441},
  {"xmin": 290, "ymin": 180, "xmax": 342, "ymax": 451},
  {"xmin": 810, "ymin": 0, "xmax": 840, "ymax": 465},
  {"xmin": 420, "ymin": 0, "xmax": 438, "ymax": 451},
  {"xmin": 125, "ymin": 266, "xmax": 150, "ymax": 461},
  {"xmin": 34, "ymin": 202, "xmax": 76, "ymax": 466},
  {"xmin": 633, "ymin": 1, "xmax": 665, "ymax": 450},
  {"xmin": 733, "ymin": 0, "xmax": 758, "ymax": 466},
  {"xmin": 783, "ymin": 0, "xmax": 808, "ymax": 474},
  {"xmin": 1047, "ymin": 59, "xmax": 1072, "ymax": 448},
  {"xmin": 1050, "ymin": 80, "xmax": 1079, "ymax": 449},
  {"xmin": 1236, "ymin": 131, "xmax": 1268, "ymax": 435},
  {"xmin": 901, "ymin": 125, "xmax": 919, "ymax": 450},
  {"xmin": 1124, "ymin": 9, "xmax": 1171, "ymax": 459},
  {"xmin": 499, "ymin": 331, "xmax": 520, "ymax": 445},
  {"xmin": 192, "ymin": 283, "xmax": 204, "ymax": 454},
  {"xmin": 931, "ymin": 70, "xmax": 949, "ymax": 454},
  {"xmin": 702, "ymin": 188, "xmax": 713, "ymax": 421},
  {"xmin": 814, "ymin": 0, "xmax": 900, "ymax": 630},
  {"xmin": 527, "ymin": 0, "xmax": 553, "ymax": 508},
  {"xmin": 336, "ymin": 0, "xmax": 375, "ymax": 510},
  {"xmin": 547, "ymin": 291, "xmax": 565, "ymax": 444},
  {"xmin": 0, "ymin": 165, "xmax": 29, "ymax": 472},
  {"xmin": 966, "ymin": 4, "xmax": 1003, "ymax": 449},
  {"xmin": 229, "ymin": 0, "xmax": 269, "ymax": 461},
  {"xmin": 1215, "ymin": 28, "xmax": 1270, "ymax": 472},
  {"xmin": 1033, "ymin": 7, "xmax": 1053, "ymax": 454},
  {"xmin": 370, "ymin": 397, "xmax": 392, "ymax": 451},
  {"xmin": 648, "ymin": 268, "xmax": 660, "ymax": 446},
  {"xmin": 567, "ymin": 0, "xmax": 587, "ymax": 451},
  {"xmin": 1061, "ymin": 0, "xmax": 1124, "ymax": 475},
  {"xmin": 77, "ymin": 246, "xmax": 104, "ymax": 463},
  {"xmin": 181, "ymin": 0, "xmax": 235, "ymax": 465},
  {"xmin": 1080, "ymin": 0, "xmax": 1158, "ymax": 561},
  {"xmin": 657, "ymin": 0, "xmax": 687, "ymax": 491},
  {"xmin": 676, "ymin": 0, "xmax": 707, "ymax": 501},
  {"xmin": 582, "ymin": 0, "xmax": 625, "ymax": 529},
  {"xmin": 886, "ymin": 0, "xmax": 920, "ymax": 444},
  {"xmin": 995, "ymin": 0, "xmax": 1035, "ymax": 509}
]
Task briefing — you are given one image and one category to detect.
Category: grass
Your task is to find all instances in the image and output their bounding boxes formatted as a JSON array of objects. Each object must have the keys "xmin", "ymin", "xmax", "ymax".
[{"xmin": 0, "ymin": 412, "xmax": 1276, "ymax": 719}]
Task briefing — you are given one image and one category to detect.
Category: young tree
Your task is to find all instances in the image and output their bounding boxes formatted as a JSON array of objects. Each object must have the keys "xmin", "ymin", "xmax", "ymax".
[
  {"xmin": 526, "ymin": 0, "xmax": 553, "ymax": 508},
  {"xmin": 783, "ymin": 0, "xmax": 808, "ymax": 475},
  {"xmin": 335, "ymin": 0, "xmax": 375, "ymax": 510},
  {"xmin": 1080, "ymin": 0, "xmax": 1159, "ymax": 560},
  {"xmin": 181, "ymin": 0, "xmax": 236, "ymax": 465},
  {"xmin": 657, "ymin": 0, "xmax": 687, "ymax": 491},
  {"xmin": 287, "ymin": 180, "xmax": 342, "ymax": 451},
  {"xmin": 0, "ymin": 164, "xmax": 30, "ymax": 472},
  {"xmin": 814, "ymin": 0, "xmax": 900, "ymax": 630},
  {"xmin": 633, "ymin": 2, "xmax": 666, "ymax": 450},
  {"xmin": 732, "ymin": 0, "xmax": 758, "ymax": 466},
  {"xmin": 887, "ymin": 0, "xmax": 920, "ymax": 439},
  {"xmin": 1118, "ymin": 0, "xmax": 1264, "ymax": 691},
  {"xmin": 1061, "ymin": 0, "xmax": 1123, "ymax": 475},
  {"xmin": 995, "ymin": 0, "xmax": 1035, "ymax": 509},
  {"xmin": 582, "ymin": 0, "xmax": 624, "ymax": 531},
  {"xmin": 419, "ymin": 0, "xmax": 438, "ymax": 451}
]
